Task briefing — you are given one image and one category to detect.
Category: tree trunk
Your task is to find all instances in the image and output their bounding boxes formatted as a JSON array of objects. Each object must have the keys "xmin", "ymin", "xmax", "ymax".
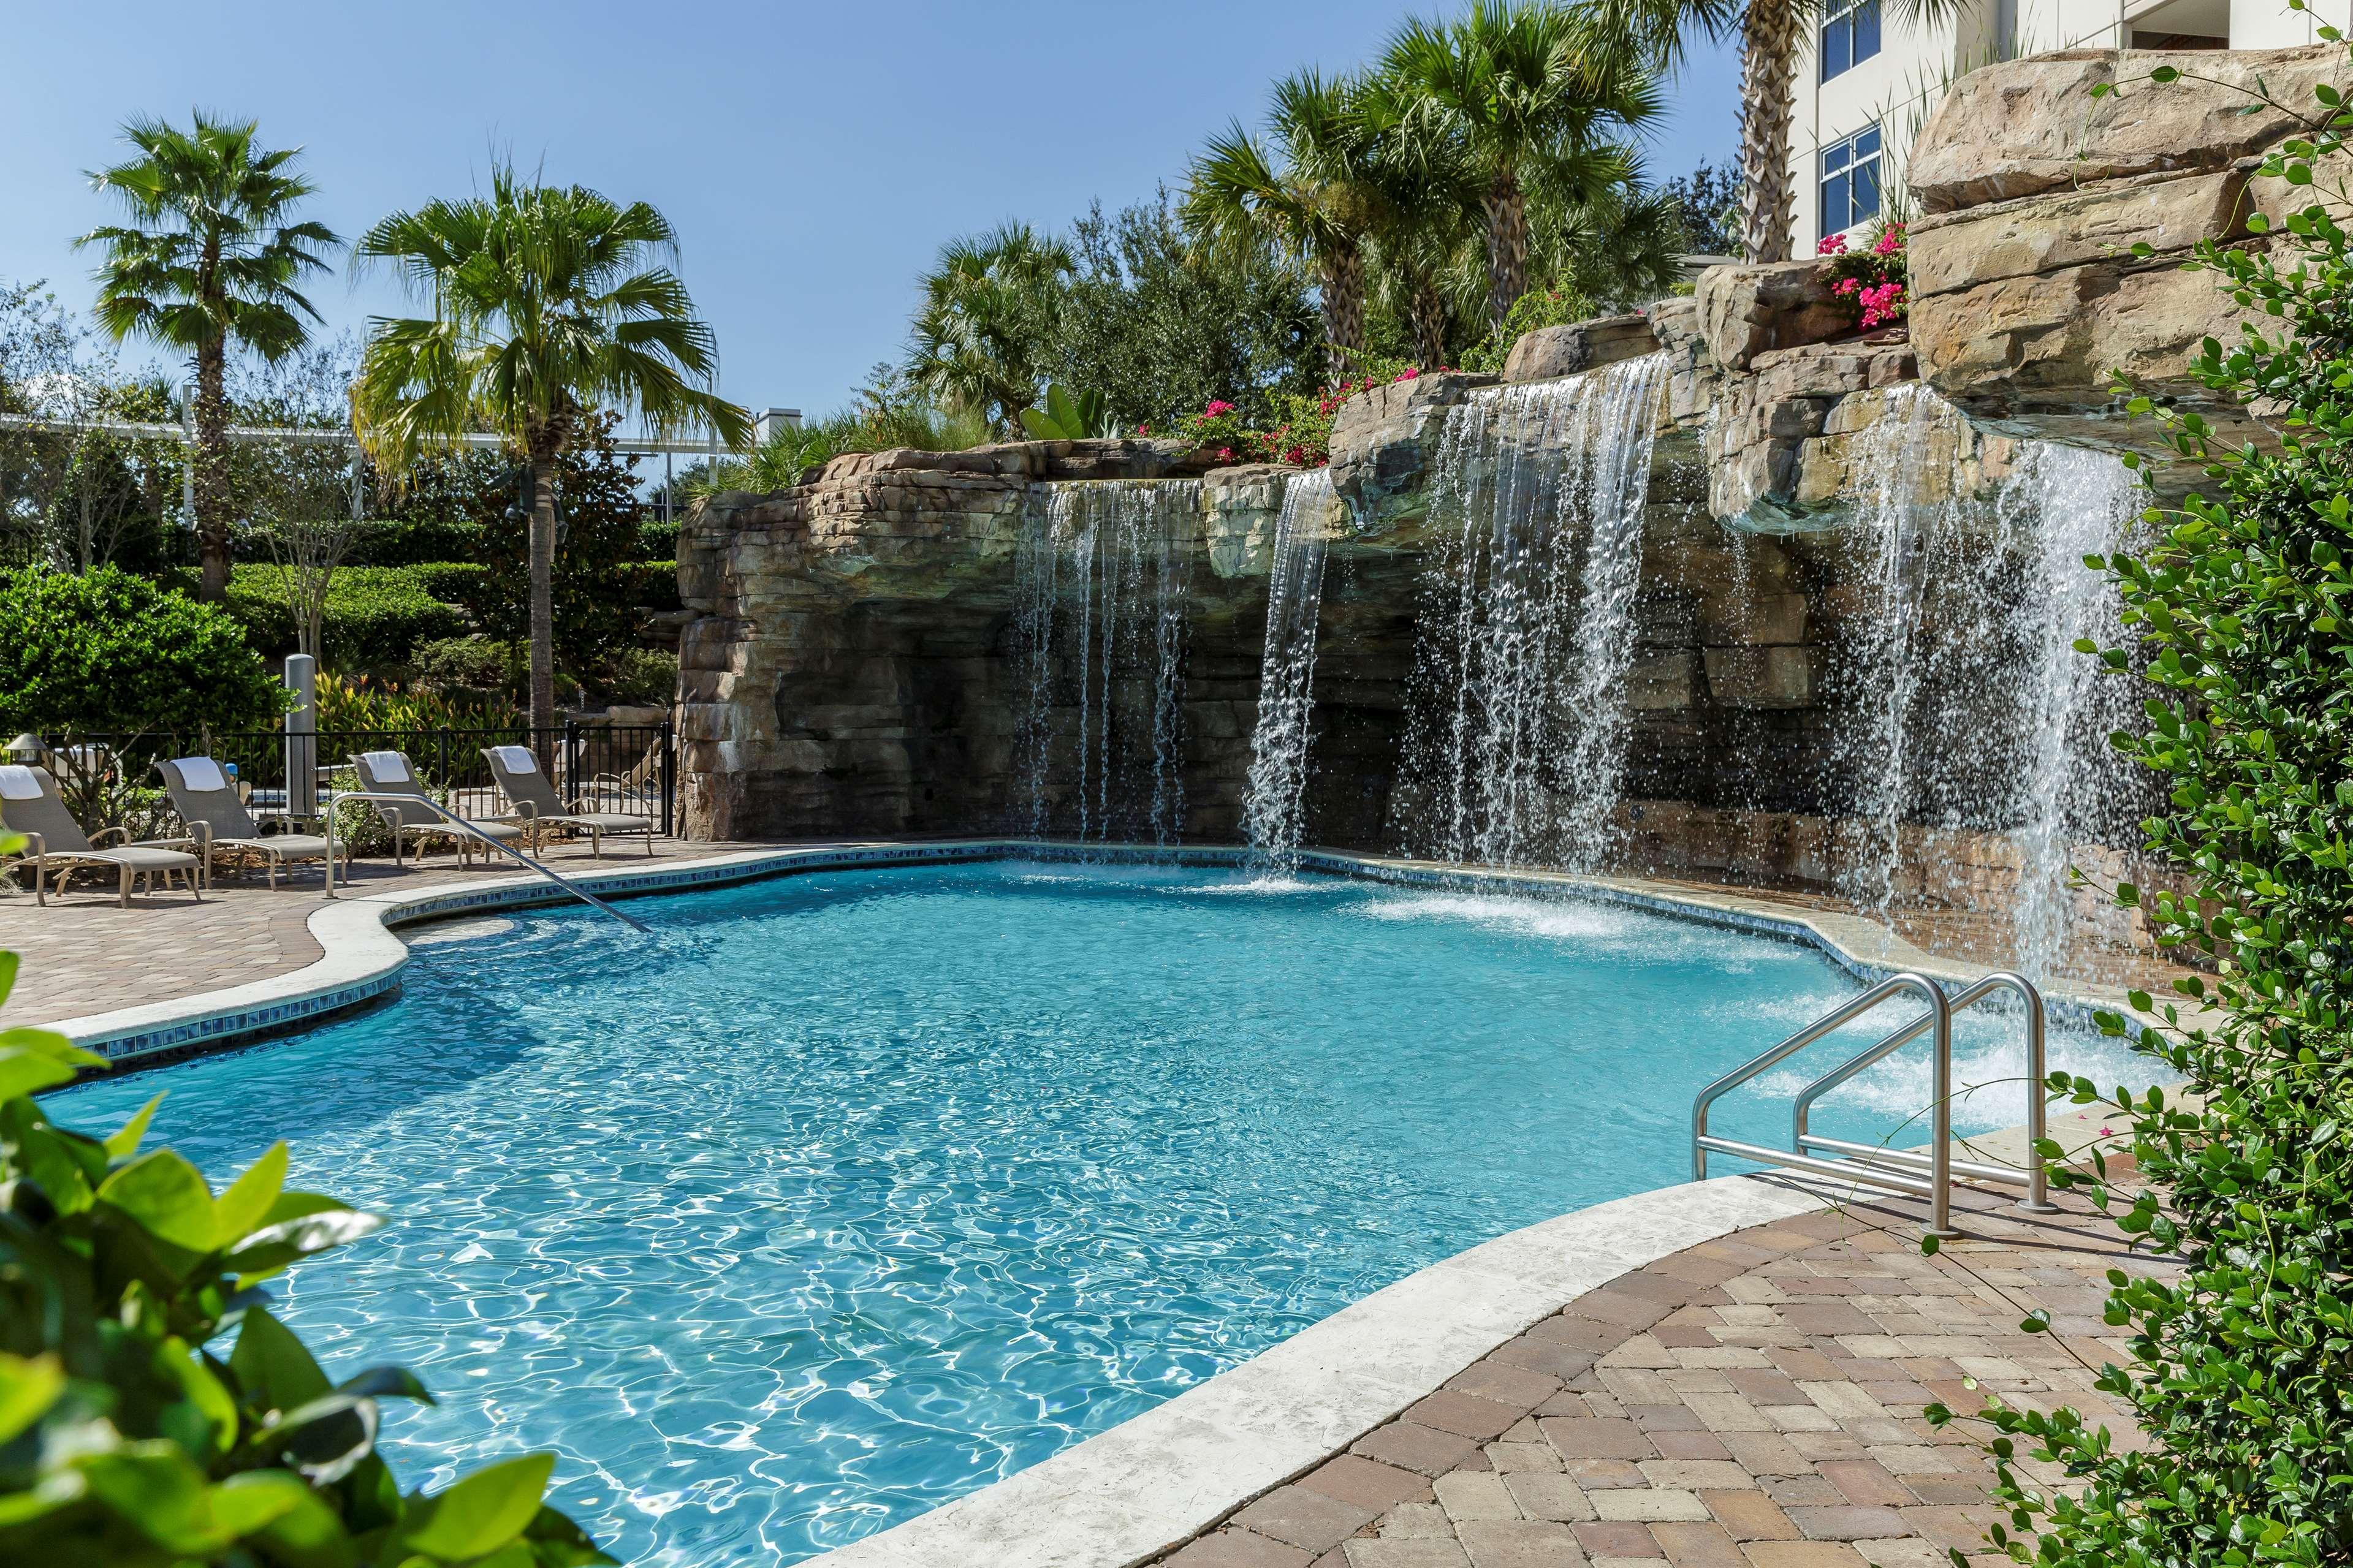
[
  {"xmin": 1318, "ymin": 247, "xmax": 1366, "ymax": 381},
  {"xmin": 526, "ymin": 450, "xmax": 559, "ymax": 748},
  {"xmin": 192, "ymin": 336, "xmax": 232, "ymax": 601},
  {"xmin": 1410, "ymin": 276, "xmax": 1450, "ymax": 370},
  {"xmin": 1480, "ymin": 177, "xmax": 1530, "ymax": 336},
  {"xmin": 1739, "ymin": 0, "xmax": 1801, "ymax": 263}
]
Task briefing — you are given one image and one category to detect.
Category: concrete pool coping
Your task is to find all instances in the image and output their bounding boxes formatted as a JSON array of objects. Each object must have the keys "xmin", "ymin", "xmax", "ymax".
[
  {"xmin": 36, "ymin": 838, "xmax": 2154, "ymax": 1565},
  {"xmin": 46, "ymin": 837, "xmax": 2153, "ymax": 1066}
]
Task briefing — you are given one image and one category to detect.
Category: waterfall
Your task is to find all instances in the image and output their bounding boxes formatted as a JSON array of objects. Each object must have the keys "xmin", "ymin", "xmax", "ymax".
[
  {"xmin": 1394, "ymin": 352, "xmax": 1669, "ymax": 871},
  {"xmin": 1831, "ymin": 384, "xmax": 1958, "ymax": 916},
  {"xmin": 1242, "ymin": 468, "xmax": 1336, "ymax": 866},
  {"xmin": 1013, "ymin": 480, "xmax": 1198, "ymax": 843},
  {"xmin": 1996, "ymin": 443, "xmax": 2143, "ymax": 982},
  {"xmin": 1828, "ymin": 386, "xmax": 2144, "ymax": 982}
]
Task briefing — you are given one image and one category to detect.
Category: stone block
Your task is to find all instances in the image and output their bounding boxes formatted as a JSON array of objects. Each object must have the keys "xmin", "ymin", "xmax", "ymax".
[
  {"xmin": 1702, "ymin": 647, "xmax": 1819, "ymax": 710},
  {"xmin": 1908, "ymin": 45, "xmax": 2338, "ymax": 213},
  {"xmin": 1503, "ymin": 312, "xmax": 1661, "ymax": 382},
  {"xmin": 1908, "ymin": 167, "xmax": 2251, "ymax": 298},
  {"xmin": 1695, "ymin": 260, "xmax": 1854, "ymax": 371}
]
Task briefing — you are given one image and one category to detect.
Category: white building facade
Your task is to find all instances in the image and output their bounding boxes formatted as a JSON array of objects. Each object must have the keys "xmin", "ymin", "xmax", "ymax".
[{"xmin": 1790, "ymin": 0, "xmax": 2351, "ymax": 251}]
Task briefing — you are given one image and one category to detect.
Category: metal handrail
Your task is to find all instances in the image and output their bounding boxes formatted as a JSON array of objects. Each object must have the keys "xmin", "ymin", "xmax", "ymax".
[
  {"xmin": 1692, "ymin": 971, "xmax": 1960, "ymax": 1237},
  {"xmin": 320, "ymin": 789, "xmax": 649, "ymax": 933},
  {"xmin": 1792, "ymin": 971, "xmax": 2053, "ymax": 1213}
]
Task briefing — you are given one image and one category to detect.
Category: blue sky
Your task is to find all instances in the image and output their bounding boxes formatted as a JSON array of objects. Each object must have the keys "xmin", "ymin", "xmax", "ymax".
[{"xmin": 0, "ymin": 1, "xmax": 1741, "ymax": 420}]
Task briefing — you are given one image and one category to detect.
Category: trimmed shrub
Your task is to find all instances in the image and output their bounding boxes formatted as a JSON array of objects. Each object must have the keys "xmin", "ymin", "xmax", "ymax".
[
  {"xmin": 0, "ymin": 933, "xmax": 605, "ymax": 1563},
  {"xmin": 234, "ymin": 516, "xmax": 490, "ymax": 568},
  {"xmin": 1928, "ymin": 55, "xmax": 2353, "ymax": 1568},
  {"xmin": 218, "ymin": 566, "xmax": 468, "ymax": 672},
  {"xmin": 601, "ymin": 647, "xmax": 677, "ymax": 708},
  {"xmin": 0, "ymin": 566, "xmax": 283, "ymax": 735}
]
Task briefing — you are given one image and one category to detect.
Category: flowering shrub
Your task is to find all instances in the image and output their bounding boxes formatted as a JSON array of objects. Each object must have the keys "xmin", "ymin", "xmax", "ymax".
[
  {"xmin": 1817, "ymin": 221, "xmax": 1907, "ymax": 330},
  {"xmin": 1171, "ymin": 358, "xmax": 1434, "ymax": 468}
]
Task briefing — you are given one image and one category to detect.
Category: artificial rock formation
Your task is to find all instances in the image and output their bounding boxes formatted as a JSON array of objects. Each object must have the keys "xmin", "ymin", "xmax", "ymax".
[
  {"xmin": 1904, "ymin": 45, "xmax": 2337, "ymax": 467},
  {"xmin": 673, "ymin": 37, "xmax": 2305, "ymax": 948}
]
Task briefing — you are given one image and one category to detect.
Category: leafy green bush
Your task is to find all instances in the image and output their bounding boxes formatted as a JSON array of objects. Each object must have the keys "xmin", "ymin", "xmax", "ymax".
[
  {"xmin": 0, "ymin": 566, "xmax": 283, "ymax": 735},
  {"xmin": 233, "ymin": 517, "xmax": 490, "ymax": 569},
  {"xmin": 1926, "ymin": 51, "xmax": 2353, "ymax": 1568},
  {"xmin": 0, "ymin": 937, "xmax": 606, "ymax": 1564},
  {"xmin": 218, "ymin": 566, "xmax": 468, "ymax": 672},
  {"xmin": 411, "ymin": 562, "xmax": 487, "ymax": 604},
  {"xmin": 1458, "ymin": 286, "xmax": 1595, "ymax": 374},
  {"xmin": 600, "ymin": 647, "xmax": 677, "ymax": 708}
]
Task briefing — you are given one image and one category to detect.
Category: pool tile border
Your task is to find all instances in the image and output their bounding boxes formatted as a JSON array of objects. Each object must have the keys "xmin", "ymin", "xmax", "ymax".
[{"xmin": 48, "ymin": 838, "xmax": 2142, "ymax": 1065}]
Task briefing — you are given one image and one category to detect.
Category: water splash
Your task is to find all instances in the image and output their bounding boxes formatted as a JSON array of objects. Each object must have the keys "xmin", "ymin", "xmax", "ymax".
[
  {"xmin": 1242, "ymin": 468, "xmax": 1336, "ymax": 866},
  {"xmin": 1394, "ymin": 352, "xmax": 1668, "ymax": 870},
  {"xmin": 1995, "ymin": 443, "xmax": 2143, "ymax": 983},
  {"xmin": 1830, "ymin": 384, "xmax": 1959, "ymax": 916},
  {"xmin": 1827, "ymin": 387, "xmax": 2145, "ymax": 982},
  {"xmin": 1013, "ymin": 480, "xmax": 1199, "ymax": 843}
]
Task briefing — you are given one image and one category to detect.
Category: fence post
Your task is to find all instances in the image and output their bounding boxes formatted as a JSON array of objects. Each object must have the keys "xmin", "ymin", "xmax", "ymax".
[
  {"xmin": 285, "ymin": 654, "xmax": 317, "ymax": 822},
  {"xmin": 564, "ymin": 718, "xmax": 580, "ymax": 806},
  {"xmin": 661, "ymin": 718, "xmax": 675, "ymax": 838}
]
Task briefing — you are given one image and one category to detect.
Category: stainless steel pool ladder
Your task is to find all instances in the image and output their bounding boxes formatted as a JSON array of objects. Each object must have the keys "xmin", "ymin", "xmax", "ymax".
[
  {"xmin": 319, "ymin": 789, "xmax": 649, "ymax": 933},
  {"xmin": 1690, "ymin": 970, "xmax": 2055, "ymax": 1238}
]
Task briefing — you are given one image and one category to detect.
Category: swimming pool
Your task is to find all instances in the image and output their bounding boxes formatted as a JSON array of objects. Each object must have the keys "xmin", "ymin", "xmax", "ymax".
[{"xmin": 50, "ymin": 860, "xmax": 2140, "ymax": 1565}]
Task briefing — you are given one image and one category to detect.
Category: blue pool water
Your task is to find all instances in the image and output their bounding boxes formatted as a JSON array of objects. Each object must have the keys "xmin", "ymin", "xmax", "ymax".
[{"xmin": 50, "ymin": 862, "xmax": 2138, "ymax": 1565}]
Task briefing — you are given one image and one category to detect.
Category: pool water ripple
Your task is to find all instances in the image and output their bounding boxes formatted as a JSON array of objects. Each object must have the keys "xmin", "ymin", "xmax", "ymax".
[{"xmin": 51, "ymin": 862, "xmax": 2145, "ymax": 1565}]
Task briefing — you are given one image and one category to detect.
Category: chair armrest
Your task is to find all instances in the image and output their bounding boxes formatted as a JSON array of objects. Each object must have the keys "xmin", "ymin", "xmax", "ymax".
[
  {"xmin": 192, "ymin": 822, "xmax": 213, "ymax": 855},
  {"xmin": 14, "ymin": 831, "xmax": 42, "ymax": 862},
  {"xmin": 513, "ymin": 801, "xmax": 538, "ymax": 824},
  {"xmin": 129, "ymin": 836, "xmax": 199, "ymax": 852},
  {"xmin": 89, "ymin": 826, "xmax": 130, "ymax": 847}
]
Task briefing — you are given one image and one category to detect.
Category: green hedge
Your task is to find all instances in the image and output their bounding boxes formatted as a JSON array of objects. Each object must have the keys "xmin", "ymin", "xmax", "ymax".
[
  {"xmin": 0, "ymin": 566, "xmax": 283, "ymax": 735},
  {"xmin": 232, "ymin": 517, "xmax": 490, "ymax": 568},
  {"xmin": 215, "ymin": 565, "xmax": 469, "ymax": 672}
]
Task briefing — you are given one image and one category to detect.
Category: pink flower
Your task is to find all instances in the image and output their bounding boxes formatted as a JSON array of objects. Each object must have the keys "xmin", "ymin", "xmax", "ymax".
[
  {"xmin": 1817, "ymin": 233, "xmax": 1849, "ymax": 255},
  {"xmin": 1217, "ymin": 445, "xmax": 1234, "ymax": 460},
  {"xmin": 1394, "ymin": 367, "xmax": 1421, "ymax": 382},
  {"xmin": 1203, "ymin": 400, "xmax": 1235, "ymax": 417},
  {"xmin": 1872, "ymin": 228, "xmax": 1903, "ymax": 257},
  {"xmin": 1136, "ymin": 421, "xmax": 1151, "ymax": 434},
  {"xmin": 1833, "ymin": 278, "xmax": 1859, "ymax": 296}
]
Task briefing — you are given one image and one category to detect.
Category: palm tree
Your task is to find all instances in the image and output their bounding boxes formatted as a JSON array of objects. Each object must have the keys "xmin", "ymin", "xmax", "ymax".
[
  {"xmin": 78, "ymin": 112, "xmax": 338, "ymax": 601},
  {"xmin": 1378, "ymin": 2, "xmax": 1659, "ymax": 334},
  {"xmin": 351, "ymin": 164, "xmax": 747, "ymax": 736},
  {"xmin": 1183, "ymin": 69, "xmax": 1390, "ymax": 377},
  {"xmin": 1583, "ymin": 0, "xmax": 1948, "ymax": 262},
  {"xmin": 908, "ymin": 223, "xmax": 1074, "ymax": 436}
]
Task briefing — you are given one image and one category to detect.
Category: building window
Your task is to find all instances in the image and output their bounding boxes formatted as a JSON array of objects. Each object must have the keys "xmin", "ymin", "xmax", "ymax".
[
  {"xmin": 1820, "ymin": 124, "xmax": 1882, "ymax": 237},
  {"xmin": 1820, "ymin": 0, "xmax": 1880, "ymax": 80}
]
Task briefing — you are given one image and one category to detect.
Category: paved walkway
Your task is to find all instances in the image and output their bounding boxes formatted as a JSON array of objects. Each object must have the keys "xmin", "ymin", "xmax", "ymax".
[
  {"xmin": 0, "ymin": 837, "xmax": 770, "ymax": 1028},
  {"xmin": 1152, "ymin": 1183, "xmax": 2159, "ymax": 1568}
]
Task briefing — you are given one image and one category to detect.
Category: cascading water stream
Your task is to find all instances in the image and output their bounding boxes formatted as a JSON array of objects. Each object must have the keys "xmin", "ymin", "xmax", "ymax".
[
  {"xmin": 1241, "ymin": 468, "xmax": 1336, "ymax": 867},
  {"xmin": 1394, "ymin": 352, "xmax": 1668, "ymax": 871},
  {"xmin": 1994, "ymin": 443, "xmax": 2143, "ymax": 983},
  {"xmin": 1013, "ymin": 480, "xmax": 1198, "ymax": 843},
  {"xmin": 1828, "ymin": 385, "xmax": 2143, "ymax": 983}
]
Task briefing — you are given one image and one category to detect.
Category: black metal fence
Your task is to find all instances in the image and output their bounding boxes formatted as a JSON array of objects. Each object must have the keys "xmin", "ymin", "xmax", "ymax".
[{"xmin": 34, "ymin": 722, "xmax": 675, "ymax": 838}]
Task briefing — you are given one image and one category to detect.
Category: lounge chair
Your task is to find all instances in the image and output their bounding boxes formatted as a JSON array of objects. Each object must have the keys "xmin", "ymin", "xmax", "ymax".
[
  {"xmin": 0, "ymin": 763, "xmax": 202, "ymax": 907},
  {"xmin": 348, "ymin": 751, "xmax": 524, "ymax": 868},
  {"xmin": 482, "ymin": 746, "xmax": 655, "ymax": 857},
  {"xmin": 158, "ymin": 756, "xmax": 346, "ymax": 890}
]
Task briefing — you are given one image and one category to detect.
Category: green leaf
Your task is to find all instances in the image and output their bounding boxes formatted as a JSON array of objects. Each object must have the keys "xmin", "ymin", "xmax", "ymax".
[
  {"xmin": 223, "ymin": 1206, "xmax": 384, "ymax": 1277},
  {"xmin": 0, "ymin": 1352, "xmax": 65, "ymax": 1444},
  {"xmin": 231, "ymin": 1305, "xmax": 333, "ymax": 1414},
  {"xmin": 213, "ymin": 1142, "xmax": 289, "ymax": 1248},
  {"xmin": 240, "ymin": 1475, "xmax": 360, "ymax": 1568},
  {"xmin": 395, "ymin": 1453, "xmax": 558, "ymax": 1561},
  {"xmin": 104, "ymin": 1092, "xmax": 165, "ymax": 1159},
  {"xmin": 96, "ymin": 1148, "xmax": 217, "ymax": 1254},
  {"xmin": 0, "ymin": 1044, "xmax": 77, "ymax": 1102}
]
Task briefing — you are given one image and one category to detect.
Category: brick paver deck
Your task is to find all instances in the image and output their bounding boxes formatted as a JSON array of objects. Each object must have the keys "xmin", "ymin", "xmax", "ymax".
[
  {"xmin": 0, "ymin": 837, "xmax": 781, "ymax": 1029},
  {"xmin": 1154, "ymin": 1184, "xmax": 2161, "ymax": 1568}
]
